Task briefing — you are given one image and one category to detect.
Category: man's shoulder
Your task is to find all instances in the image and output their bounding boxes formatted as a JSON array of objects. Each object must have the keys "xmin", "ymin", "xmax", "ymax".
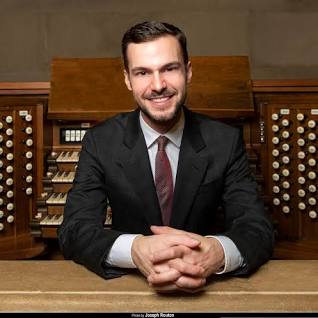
[
  {"xmin": 80, "ymin": 111, "xmax": 136, "ymax": 147},
  {"xmin": 189, "ymin": 110, "xmax": 239, "ymax": 135},
  {"xmin": 88, "ymin": 110, "xmax": 135, "ymax": 134}
]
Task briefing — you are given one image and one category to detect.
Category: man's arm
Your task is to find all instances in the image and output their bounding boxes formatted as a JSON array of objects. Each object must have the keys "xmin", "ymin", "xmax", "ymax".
[
  {"xmin": 220, "ymin": 129, "xmax": 274, "ymax": 274},
  {"xmin": 209, "ymin": 235, "xmax": 244, "ymax": 274},
  {"xmin": 107, "ymin": 233, "xmax": 243, "ymax": 273},
  {"xmin": 57, "ymin": 130, "xmax": 126, "ymax": 279},
  {"xmin": 145, "ymin": 128, "xmax": 273, "ymax": 291}
]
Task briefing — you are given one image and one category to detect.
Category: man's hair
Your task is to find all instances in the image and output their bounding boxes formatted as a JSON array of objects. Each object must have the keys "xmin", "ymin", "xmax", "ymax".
[{"xmin": 121, "ymin": 21, "xmax": 188, "ymax": 70}]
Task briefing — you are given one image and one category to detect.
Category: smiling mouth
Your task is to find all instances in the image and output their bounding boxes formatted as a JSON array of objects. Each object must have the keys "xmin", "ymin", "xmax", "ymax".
[{"xmin": 149, "ymin": 96, "xmax": 172, "ymax": 103}]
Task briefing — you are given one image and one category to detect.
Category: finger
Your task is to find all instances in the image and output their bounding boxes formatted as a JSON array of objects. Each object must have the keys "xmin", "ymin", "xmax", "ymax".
[
  {"xmin": 152, "ymin": 283, "xmax": 204, "ymax": 294},
  {"xmin": 165, "ymin": 234, "xmax": 200, "ymax": 249},
  {"xmin": 175, "ymin": 275, "xmax": 206, "ymax": 290},
  {"xmin": 151, "ymin": 245, "xmax": 190, "ymax": 263},
  {"xmin": 147, "ymin": 268, "xmax": 182, "ymax": 285},
  {"xmin": 151, "ymin": 283, "xmax": 179, "ymax": 293},
  {"xmin": 135, "ymin": 256, "xmax": 156, "ymax": 277},
  {"xmin": 151, "ymin": 226, "xmax": 202, "ymax": 244},
  {"xmin": 153, "ymin": 262, "xmax": 171, "ymax": 273},
  {"xmin": 131, "ymin": 237, "xmax": 156, "ymax": 277},
  {"xmin": 151, "ymin": 225, "xmax": 185, "ymax": 235},
  {"xmin": 178, "ymin": 286, "xmax": 206, "ymax": 294},
  {"xmin": 152, "ymin": 276, "xmax": 206, "ymax": 294},
  {"xmin": 168, "ymin": 258, "xmax": 204, "ymax": 277}
]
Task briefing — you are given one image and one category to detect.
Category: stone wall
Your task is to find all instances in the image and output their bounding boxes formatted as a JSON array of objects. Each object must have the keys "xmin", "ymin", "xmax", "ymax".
[{"xmin": 1, "ymin": 0, "xmax": 318, "ymax": 81}]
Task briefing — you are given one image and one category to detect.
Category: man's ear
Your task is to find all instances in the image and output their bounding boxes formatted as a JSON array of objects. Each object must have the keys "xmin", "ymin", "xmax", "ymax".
[
  {"xmin": 124, "ymin": 70, "xmax": 132, "ymax": 91},
  {"xmin": 186, "ymin": 61, "xmax": 192, "ymax": 84}
]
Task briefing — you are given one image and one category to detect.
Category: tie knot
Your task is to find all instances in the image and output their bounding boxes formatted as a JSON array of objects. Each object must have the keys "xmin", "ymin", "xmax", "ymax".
[{"xmin": 157, "ymin": 135, "xmax": 169, "ymax": 151}]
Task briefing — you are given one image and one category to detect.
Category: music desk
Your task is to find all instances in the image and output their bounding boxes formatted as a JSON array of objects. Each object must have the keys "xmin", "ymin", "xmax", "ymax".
[{"xmin": 0, "ymin": 260, "xmax": 317, "ymax": 313}]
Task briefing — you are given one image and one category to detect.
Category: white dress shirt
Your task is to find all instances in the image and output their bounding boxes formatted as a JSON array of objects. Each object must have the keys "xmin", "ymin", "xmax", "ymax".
[{"xmin": 106, "ymin": 111, "xmax": 244, "ymax": 274}]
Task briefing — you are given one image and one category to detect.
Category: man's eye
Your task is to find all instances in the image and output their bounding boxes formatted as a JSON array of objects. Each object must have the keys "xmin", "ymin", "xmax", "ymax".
[
  {"xmin": 136, "ymin": 71, "xmax": 147, "ymax": 76},
  {"xmin": 165, "ymin": 66, "xmax": 178, "ymax": 72}
]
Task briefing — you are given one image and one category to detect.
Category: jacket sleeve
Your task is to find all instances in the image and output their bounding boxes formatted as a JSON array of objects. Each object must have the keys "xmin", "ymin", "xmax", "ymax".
[
  {"xmin": 57, "ymin": 129, "xmax": 127, "ymax": 279},
  {"xmin": 221, "ymin": 129, "xmax": 274, "ymax": 275}
]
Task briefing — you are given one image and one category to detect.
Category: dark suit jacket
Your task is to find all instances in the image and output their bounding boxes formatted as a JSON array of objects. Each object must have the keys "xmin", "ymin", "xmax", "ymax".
[{"xmin": 58, "ymin": 107, "xmax": 273, "ymax": 279}]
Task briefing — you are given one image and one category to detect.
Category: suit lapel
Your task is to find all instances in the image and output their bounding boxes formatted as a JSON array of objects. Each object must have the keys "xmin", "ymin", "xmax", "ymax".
[
  {"xmin": 115, "ymin": 110, "xmax": 162, "ymax": 226},
  {"xmin": 170, "ymin": 108, "xmax": 208, "ymax": 228},
  {"xmin": 115, "ymin": 108, "xmax": 208, "ymax": 228}
]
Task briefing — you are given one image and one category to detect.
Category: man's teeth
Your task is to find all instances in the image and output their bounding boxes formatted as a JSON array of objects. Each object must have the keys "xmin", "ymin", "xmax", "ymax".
[{"xmin": 151, "ymin": 96, "xmax": 170, "ymax": 102}]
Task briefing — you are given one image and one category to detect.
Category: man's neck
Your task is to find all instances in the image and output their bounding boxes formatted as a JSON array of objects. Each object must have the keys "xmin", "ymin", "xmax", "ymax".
[{"xmin": 140, "ymin": 110, "xmax": 182, "ymax": 134}]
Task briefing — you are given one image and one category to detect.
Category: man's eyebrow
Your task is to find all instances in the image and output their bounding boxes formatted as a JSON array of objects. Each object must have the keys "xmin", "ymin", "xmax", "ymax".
[
  {"xmin": 131, "ymin": 62, "xmax": 182, "ymax": 73},
  {"xmin": 161, "ymin": 62, "xmax": 182, "ymax": 69},
  {"xmin": 131, "ymin": 66, "xmax": 150, "ymax": 72}
]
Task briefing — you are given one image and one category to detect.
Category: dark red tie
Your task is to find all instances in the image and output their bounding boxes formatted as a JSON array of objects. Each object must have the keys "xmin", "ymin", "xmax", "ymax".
[{"xmin": 155, "ymin": 136, "xmax": 174, "ymax": 226}]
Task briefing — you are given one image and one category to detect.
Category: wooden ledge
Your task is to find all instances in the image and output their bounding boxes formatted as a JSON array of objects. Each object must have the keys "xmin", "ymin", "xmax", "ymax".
[{"xmin": 0, "ymin": 260, "xmax": 317, "ymax": 312}]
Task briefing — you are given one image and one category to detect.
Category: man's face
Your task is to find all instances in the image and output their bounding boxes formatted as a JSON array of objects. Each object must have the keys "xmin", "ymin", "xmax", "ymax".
[{"xmin": 124, "ymin": 35, "xmax": 192, "ymax": 129}]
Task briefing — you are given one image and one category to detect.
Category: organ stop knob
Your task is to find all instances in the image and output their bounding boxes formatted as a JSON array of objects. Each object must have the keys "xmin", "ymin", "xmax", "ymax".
[
  {"xmin": 25, "ymin": 114, "xmax": 32, "ymax": 122},
  {"xmin": 5, "ymin": 116, "xmax": 13, "ymax": 124},
  {"xmin": 7, "ymin": 215, "xmax": 14, "ymax": 223},
  {"xmin": 308, "ymin": 120, "xmax": 316, "ymax": 128},
  {"xmin": 297, "ymin": 113, "xmax": 305, "ymax": 121},
  {"xmin": 7, "ymin": 203, "xmax": 14, "ymax": 211},
  {"xmin": 297, "ymin": 126, "xmax": 305, "ymax": 134},
  {"xmin": 281, "ymin": 119, "xmax": 289, "ymax": 127}
]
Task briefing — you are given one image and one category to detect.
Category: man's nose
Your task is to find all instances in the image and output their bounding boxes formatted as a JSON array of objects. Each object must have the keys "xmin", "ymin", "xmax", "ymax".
[{"xmin": 150, "ymin": 72, "xmax": 166, "ymax": 92}]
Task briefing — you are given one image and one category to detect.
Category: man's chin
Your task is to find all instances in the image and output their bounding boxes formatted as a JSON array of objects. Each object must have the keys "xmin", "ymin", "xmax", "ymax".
[{"xmin": 144, "ymin": 109, "xmax": 177, "ymax": 123}]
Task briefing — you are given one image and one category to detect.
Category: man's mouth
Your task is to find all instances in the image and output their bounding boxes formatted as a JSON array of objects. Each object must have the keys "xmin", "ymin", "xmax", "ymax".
[
  {"xmin": 148, "ymin": 96, "xmax": 172, "ymax": 103},
  {"xmin": 146, "ymin": 91, "xmax": 175, "ymax": 104}
]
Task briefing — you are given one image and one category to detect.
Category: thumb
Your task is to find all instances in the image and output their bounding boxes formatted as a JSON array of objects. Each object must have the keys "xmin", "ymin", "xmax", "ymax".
[
  {"xmin": 151, "ymin": 225, "xmax": 203, "ymax": 244},
  {"xmin": 150, "ymin": 225, "xmax": 183, "ymax": 235},
  {"xmin": 150, "ymin": 226, "xmax": 201, "ymax": 248}
]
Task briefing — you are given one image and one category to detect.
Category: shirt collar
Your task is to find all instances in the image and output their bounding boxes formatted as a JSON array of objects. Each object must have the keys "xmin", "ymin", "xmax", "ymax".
[{"xmin": 139, "ymin": 110, "xmax": 185, "ymax": 149}]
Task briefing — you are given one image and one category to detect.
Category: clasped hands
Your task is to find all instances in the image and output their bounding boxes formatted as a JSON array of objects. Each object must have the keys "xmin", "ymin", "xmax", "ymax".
[{"xmin": 131, "ymin": 225, "xmax": 225, "ymax": 293}]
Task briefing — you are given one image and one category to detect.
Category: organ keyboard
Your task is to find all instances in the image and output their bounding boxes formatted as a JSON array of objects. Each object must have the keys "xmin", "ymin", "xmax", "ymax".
[
  {"xmin": 40, "ymin": 214, "xmax": 63, "ymax": 226},
  {"xmin": 46, "ymin": 192, "xmax": 68, "ymax": 205},
  {"xmin": 56, "ymin": 151, "xmax": 80, "ymax": 163},
  {"xmin": 34, "ymin": 129, "xmax": 86, "ymax": 237},
  {"xmin": 34, "ymin": 124, "xmax": 112, "ymax": 238},
  {"xmin": 51, "ymin": 171, "xmax": 75, "ymax": 183}
]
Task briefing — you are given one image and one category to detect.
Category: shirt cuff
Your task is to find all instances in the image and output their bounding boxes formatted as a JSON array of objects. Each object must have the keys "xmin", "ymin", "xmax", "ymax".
[
  {"xmin": 105, "ymin": 234, "xmax": 139, "ymax": 268},
  {"xmin": 206, "ymin": 235, "xmax": 244, "ymax": 274}
]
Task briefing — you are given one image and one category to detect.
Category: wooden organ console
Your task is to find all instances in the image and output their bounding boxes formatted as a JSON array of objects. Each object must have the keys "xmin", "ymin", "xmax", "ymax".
[
  {"xmin": 254, "ymin": 82, "xmax": 318, "ymax": 258},
  {"xmin": 33, "ymin": 56, "xmax": 256, "ymax": 242},
  {"xmin": 31, "ymin": 58, "xmax": 135, "ymax": 240},
  {"xmin": 0, "ymin": 84, "xmax": 47, "ymax": 258},
  {"xmin": 0, "ymin": 59, "xmax": 317, "ymax": 260}
]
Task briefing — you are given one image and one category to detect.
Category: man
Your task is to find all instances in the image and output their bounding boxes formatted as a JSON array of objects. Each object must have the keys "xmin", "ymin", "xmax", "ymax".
[{"xmin": 58, "ymin": 21, "xmax": 273, "ymax": 293}]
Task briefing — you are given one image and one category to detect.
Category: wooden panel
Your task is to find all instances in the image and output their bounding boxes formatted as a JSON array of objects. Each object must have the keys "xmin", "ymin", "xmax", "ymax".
[
  {"xmin": 49, "ymin": 58, "xmax": 134, "ymax": 120},
  {"xmin": 0, "ymin": 82, "xmax": 50, "ymax": 95},
  {"xmin": 253, "ymin": 80, "xmax": 318, "ymax": 92},
  {"xmin": 0, "ymin": 84, "xmax": 48, "ymax": 258},
  {"xmin": 188, "ymin": 56, "xmax": 254, "ymax": 117},
  {"xmin": 253, "ymin": 83, "xmax": 318, "ymax": 259},
  {"xmin": 0, "ymin": 95, "xmax": 46, "ymax": 259},
  {"xmin": 49, "ymin": 56, "xmax": 254, "ymax": 120},
  {"xmin": 0, "ymin": 260, "xmax": 317, "ymax": 312}
]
